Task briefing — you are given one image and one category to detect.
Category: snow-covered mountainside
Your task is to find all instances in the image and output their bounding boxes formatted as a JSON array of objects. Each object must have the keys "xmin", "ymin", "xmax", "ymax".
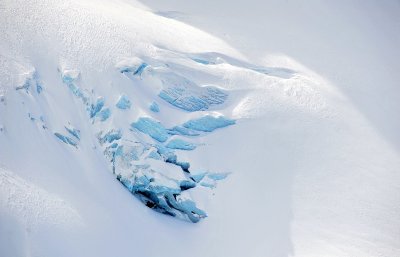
[{"xmin": 1, "ymin": 0, "xmax": 399, "ymax": 256}]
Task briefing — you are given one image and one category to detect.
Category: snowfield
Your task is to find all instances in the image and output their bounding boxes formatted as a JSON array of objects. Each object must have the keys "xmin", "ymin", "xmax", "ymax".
[{"xmin": 1, "ymin": 0, "xmax": 399, "ymax": 256}]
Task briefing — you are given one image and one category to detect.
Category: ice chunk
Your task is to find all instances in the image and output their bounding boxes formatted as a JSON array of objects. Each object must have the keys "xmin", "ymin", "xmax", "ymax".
[
  {"xmin": 166, "ymin": 139, "xmax": 196, "ymax": 151},
  {"xmin": 180, "ymin": 180, "xmax": 196, "ymax": 190},
  {"xmin": 156, "ymin": 71, "xmax": 227, "ymax": 112},
  {"xmin": 54, "ymin": 133, "xmax": 77, "ymax": 147},
  {"xmin": 155, "ymin": 144, "xmax": 177, "ymax": 161},
  {"xmin": 154, "ymin": 144, "xmax": 190, "ymax": 172},
  {"xmin": 207, "ymin": 172, "xmax": 230, "ymax": 181},
  {"xmin": 98, "ymin": 129, "xmax": 122, "ymax": 144},
  {"xmin": 147, "ymin": 150, "xmax": 162, "ymax": 160},
  {"xmin": 61, "ymin": 69, "xmax": 80, "ymax": 84},
  {"xmin": 176, "ymin": 161, "xmax": 190, "ymax": 172},
  {"xmin": 65, "ymin": 125, "xmax": 80, "ymax": 140},
  {"xmin": 98, "ymin": 108, "xmax": 111, "ymax": 121},
  {"xmin": 115, "ymin": 57, "xmax": 148, "ymax": 75},
  {"xmin": 167, "ymin": 126, "xmax": 200, "ymax": 136},
  {"xmin": 15, "ymin": 70, "xmax": 43, "ymax": 94},
  {"xmin": 190, "ymin": 172, "xmax": 207, "ymax": 183},
  {"xmin": 109, "ymin": 143, "xmax": 118, "ymax": 148},
  {"xmin": 183, "ymin": 115, "xmax": 235, "ymax": 132},
  {"xmin": 165, "ymin": 196, "xmax": 207, "ymax": 223},
  {"xmin": 149, "ymin": 102, "xmax": 160, "ymax": 113},
  {"xmin": 89, "ymin": 97, "xmax": 105, "ymax": 118},
  {"xmin": 15, "ymin": 78, "xmax": 31, "ymax": 92},
  {"xmin": 131, "ymin": 117, "xmax": 169, "ymax": 142},
  {"xmin": 117, "ymin": 173, "xmax": 206, "ymax": 222},
  {"xmin": 200, "ymin": 181, "xmax": 216, "ymax": 189},
  {"xmin": 66, "ymin": 83, "xmax": 89, "ymax": 102},
  {"xmin": 166, "ymin": 158, "xmax": 190, "ymax": 172},
  {"xmin": 133, "ymin": 63, "xmax": 148, "ymax": 76},
  {"xmin": 201, "ymin": 87, "xmax": 228, "ymax": 105},
  {"xmin": 116, "ymin": 95, "xmax": 131, "ymax": 109},
  {"xmin": 124, "ymin": 144, "xmax": 146, "ymax": 162},
  {"xmin": 36, "ymin": 83, "xmax": 43, "ymax": 94},
  {"xmin": 191, "ymin": 58, "xmax": 212, "ymax": 65}
]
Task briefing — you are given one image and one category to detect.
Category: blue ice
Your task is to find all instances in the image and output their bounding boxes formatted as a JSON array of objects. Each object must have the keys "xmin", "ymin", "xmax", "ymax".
[
  {"xmin": 157, "ymin": 72, "xmax": 227, "ymax": 112},
  {"xmin": 180, "ymin": 180, "xmax": 196, "ymax": 190},
  {"xmin": 90, "ymin": 97, "xmax": 105, "ymax": 118},
  {"xmin": 166, "ymin": 139, "xmax": 196, "ymax": 151},
  {"xmin": 207, "ymin": 172, "xmax": 230, "ymax": 181},
  {"xmin": 131, "ymin": 117, "xmax": 170, "ymax": 142},
  {"xmin": 182, "ymin": 115, "xmax": 235, "ymax": 132},
  {"xmin": 98, "ymin": 108, "xmax": 111, "ymax": 121},
  {"xmin": 54, "ymin": 132, "xmax": 77, "ymax": 147},
  {"xmin": 116, "ymin": 95, "xmax": 131, "ymax": 109},
  {"xmin": 167, "ymin": 126, "xmax": 200, "ymax": 136},
  {"xmin": 118, "ymin": 60, "xmax": 148, "ymax": 75},
  {"xmin": 133, "ymin": 63, "xmax": 148, "ymax": 76},
  {"xmin": 176, "ymin": 161, "xmax": 190, "ymax": 172},
  {"xmin": 110, "ymin": 143, "xmax": 118, "ymax": 148},
  {"xmin": 147, "ymin": 150, "xmax": 162, "ymax": 160},
  {"xmin": 65, "ymin": 125, "xmax": 80, "ymax": 140},
  {"xmin": 174, "ymin": 199, "xmax": 207, "ymax": 223},
  {"xmin": 190, "ymin": 172, "xmax": 207, "ymax": 183},
  {"xmin": 159, "ymin": 87, "xmax": 227, "ymax": 112},
  {"xmin": 191, "ymin": 58, "xmax": 212, "ymax": 65},
  {"xmin": 67, "ymin": 83, "xmax": 89, "ymax": 103},
  {"xmin": 200, "ymin": 182, "xmax": 215, "ymax": 189},
  {"xmin": 201, "ymin": 87, "xmax": 228, "ymax": 105},
  {"xmin": 155, "ymin": 143, "xmax": 176, "ymax": 160},
  {"xmin": 36, "ymin": 83, "xmax": 43, "ymax": 94},
  {"xmin": 15, "ymin": 79, "xmax": 30, "ymax": 92},
  {"xmin": 154, "ymin": 144, "xmax": 190, "ymax": 172},
  {"xmin": 99, "ymin": 129, "xmax": 122, "ymax": 144},
  {"xmin": 61, "ymin": 72, "xmax": 78, "ymax": 84},
  {"xmin": 149, "ymin": 102, "xmax": 160, "ymax": 113}
]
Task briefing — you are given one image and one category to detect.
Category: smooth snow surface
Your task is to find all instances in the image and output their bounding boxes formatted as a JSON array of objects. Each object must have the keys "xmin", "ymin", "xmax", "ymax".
[{"xmin": 1, "ymin": 0, "xmax": 400, "ymax": 256}]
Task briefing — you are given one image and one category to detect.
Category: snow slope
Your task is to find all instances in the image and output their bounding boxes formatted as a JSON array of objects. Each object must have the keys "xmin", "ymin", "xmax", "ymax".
[{"xmin": 1, "ymin": 0, "xmax": 399, "ymax": 256}]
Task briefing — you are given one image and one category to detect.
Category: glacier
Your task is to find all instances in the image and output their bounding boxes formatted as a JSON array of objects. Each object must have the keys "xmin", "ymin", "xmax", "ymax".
[{"xmin": 1, "ymin": 0, "xmax": 398, "ymax": 256}]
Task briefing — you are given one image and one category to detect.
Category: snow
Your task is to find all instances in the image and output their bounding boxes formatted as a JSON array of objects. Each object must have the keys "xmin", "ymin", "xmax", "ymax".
[{"xmin": 1, "ymin": 0, "xmax": 400, "ymax": 256}]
